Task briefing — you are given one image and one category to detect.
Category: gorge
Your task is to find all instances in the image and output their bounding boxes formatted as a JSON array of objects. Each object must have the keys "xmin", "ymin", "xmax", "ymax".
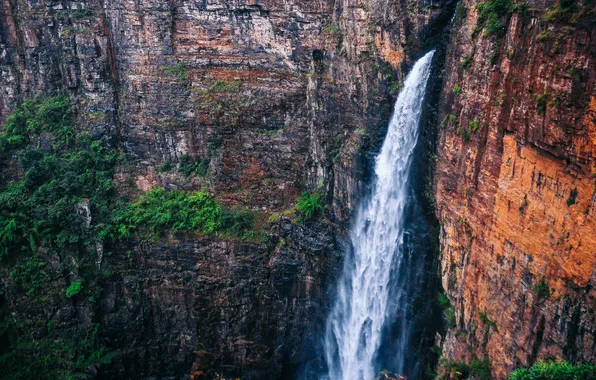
[{"xmin": 0, "ymin": 0, "xmax": 595, "ymax": 379}]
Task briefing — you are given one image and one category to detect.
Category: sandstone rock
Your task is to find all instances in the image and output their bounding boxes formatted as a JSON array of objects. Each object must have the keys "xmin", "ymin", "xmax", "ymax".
[{"xmin": 435, "ymin": 1, "xmax": 596, "ymax": 377}]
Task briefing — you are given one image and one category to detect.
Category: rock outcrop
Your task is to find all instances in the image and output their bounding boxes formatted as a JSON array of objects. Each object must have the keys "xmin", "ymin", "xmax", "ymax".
[{"xmin": 434, "ymin": 0, "xmax": 596, "ymax": 377}]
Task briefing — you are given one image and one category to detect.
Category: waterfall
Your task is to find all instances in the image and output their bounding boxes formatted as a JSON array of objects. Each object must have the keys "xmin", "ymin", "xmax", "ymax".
[{"xmin": 323, "ymin": 50, "xmax": 435, "ymax": 380}]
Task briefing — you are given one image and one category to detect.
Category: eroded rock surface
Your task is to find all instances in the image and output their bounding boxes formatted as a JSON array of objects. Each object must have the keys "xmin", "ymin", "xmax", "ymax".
[
  {"xmin": 435, "ymin": 0, "xmax": 596, "ymax": 377},
  {"xmin": 0, "ymin": 0, "xmax": 450, "ymax": 378}
]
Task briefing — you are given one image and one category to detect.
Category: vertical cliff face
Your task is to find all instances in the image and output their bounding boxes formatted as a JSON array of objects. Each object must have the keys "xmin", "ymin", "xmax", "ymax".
[
  {"xmin": 435, "ymin": 0, "xmax": 595, "ymax": 377},
  {"xmin": 0, "ymin": 0, "xmax": 448, "ymax": 214},
  {"xmin": 0, "ymin": 0, "xmax": 450, "ymax": 378}
]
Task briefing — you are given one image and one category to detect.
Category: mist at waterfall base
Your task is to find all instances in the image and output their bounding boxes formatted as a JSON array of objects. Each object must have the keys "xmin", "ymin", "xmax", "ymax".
[{"xmin": 320, "ymin": 51, "xmax": 438, "ymax": 380}]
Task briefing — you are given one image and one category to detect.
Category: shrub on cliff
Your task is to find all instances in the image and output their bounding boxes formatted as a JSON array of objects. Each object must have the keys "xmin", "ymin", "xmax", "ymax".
[
  {"xmin": 0, "ymin": 103, "xmax": 121, "ymax": 260},
  {"xmin": 115, "ymin": 188, "xmax": 256, "ymax": 239},
  {"xmin": 509, "ymin": 360, "xmax": 596, "ymax": 380},
  {"xmin": 296, "ymin": 192, "xmax": 325, "ymax": 219},
  {"xmin": 566, "ymin": 187, "xmax": 578, "ymax": 206},
  {"xmin": 533, "ymin": 280, "xmax": 550, "ymax": 299},
  {"xmin": 437, "ymin": 291, "xmax": 457, "ymax": 329},
  {"xmin": 0, "ymin": 97, "xmax": 120, "ymax": 378},
  {"xmin": 0, "ymin": 95, "xmax": 263, "ymax": 379},
  {"xmin": 179, "ymin": 154, "xmax": 210, "ymax": 177},
  {"xmin": 474, "ymin": 0, "xmax": 514, "ymax": 38},
  {"xmin": 66, "ymin": 281, "xmax": 83, "ymax": 298},
  {"xmin": 115, "ymin": 188, "xmax": 222, "ymax": 238},
  {"xmin": 469, "ymin": 359, "xmax": 492, "ymax": 380},
  {"xmin": 0, "ymin": 96, "xmax": 72, "ymax": 153},
  {"xmin": 543, "ymin": 0, "xmax": 581, "ymax": 23}
]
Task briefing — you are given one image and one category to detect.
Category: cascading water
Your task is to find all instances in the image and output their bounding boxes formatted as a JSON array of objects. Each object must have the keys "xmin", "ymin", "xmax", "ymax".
[{"xmin": 323, "ymin": 50, "xmax": 435, "ymax": 380}]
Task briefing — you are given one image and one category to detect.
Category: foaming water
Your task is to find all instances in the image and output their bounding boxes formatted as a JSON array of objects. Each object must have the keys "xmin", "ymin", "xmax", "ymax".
[{"xmin": 323, "ymin": 51, "xmax": 435, "ymax": 380}]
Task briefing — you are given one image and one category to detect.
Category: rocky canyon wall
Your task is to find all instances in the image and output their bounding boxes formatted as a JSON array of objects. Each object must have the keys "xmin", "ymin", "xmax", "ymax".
[
  {"xmin": 6, "ymin": 0, "xmax": 594, "ymax": 378},
  {"xmin": 434, "ymin": 0, "xmax": 596, "ymax": 377},
  {"xmin": 0, "ymin": 0, "xmax": 450, "ymax": 378}
]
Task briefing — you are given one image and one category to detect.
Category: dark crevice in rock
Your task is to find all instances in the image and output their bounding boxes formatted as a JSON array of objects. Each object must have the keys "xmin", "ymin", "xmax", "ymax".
[{"xmin": 100, "ymin": 2, "xmax": 122, "ymax": 147}]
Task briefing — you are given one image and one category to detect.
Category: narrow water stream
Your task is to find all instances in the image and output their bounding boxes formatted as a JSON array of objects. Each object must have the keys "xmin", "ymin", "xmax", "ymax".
[{"xmin": 323, "ymin": 51, "xmax": 436, "ymax": 380}]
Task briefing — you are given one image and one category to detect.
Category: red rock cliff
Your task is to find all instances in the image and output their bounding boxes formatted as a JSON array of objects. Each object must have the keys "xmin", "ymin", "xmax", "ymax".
[{"xmin": 434, "ymin": 0, "xmax": 596, "ymax": 377}]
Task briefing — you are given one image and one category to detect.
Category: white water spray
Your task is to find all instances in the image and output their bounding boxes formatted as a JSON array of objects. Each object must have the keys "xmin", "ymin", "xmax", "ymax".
[{"xmin": 323, "ymin": 50, "xmax": 435, "ymax": 380}]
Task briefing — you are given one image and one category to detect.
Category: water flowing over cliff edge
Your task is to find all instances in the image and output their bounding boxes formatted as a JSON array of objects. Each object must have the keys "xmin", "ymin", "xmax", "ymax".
[
  {"xmin": 0, "ymin": 0, "xmax": 594, "ymax": 378},
  {"xmin": 324, "ymin": 51, "xmax": 435, "ymax": 380}
]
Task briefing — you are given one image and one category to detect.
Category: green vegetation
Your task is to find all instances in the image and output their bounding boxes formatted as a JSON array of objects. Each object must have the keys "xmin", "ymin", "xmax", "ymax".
[
  {"xmin": 461, "ymin": 127, "xmax": 471, "ymax": 142},
  {"xmin": 179, "ymin": 154, "xmax": 210, "ymax": 177},
  {"xmin": 0, "ymin": 96, "xmax": 120, "ymax": 378},
  {"xmin": 533, "ymin": 280, "xmax": 550, "ymax": 299},
  {"xmin": 389, "ymin": 81, "xmax": 403, "ymax": 96},
  {"xmin": 451, "ymin": 118, "xmax": 480, "ymax": 142},
  {"xmin": 470, "ymin": 359, "xmax": 492, "ymax": 380},
  {"xmin": 543, "ymin": 0, "xmax": 579, "ymax": 23},
  {"xmin": 295, "ymin": 192, "xmax": 325, "ymax": 219},
  {"xmin": 480, "ymin": 311, "xmax": 498, "ymax": 331},
  {"xmin": 469, "ymin": 119, "xmax": 480, "ymax": 133},
  {"xmin": 200, "ymin": 79, "xmax": 242, "ymax": 94},
  {"xmin": 66, "ymin": 281, "xmax": 82, "ymax": 298},
  {"xmin": 164, "ymin": 62, "xmax": 188, "ymax": 82},
  {"xmin": 534, "ymin": 92, "xmax": 549, "ymax": 115},
  {"xmin": 0, "ymin": 95, "xmax": 278, "ymax": 378},
  {"xmin": 0, "ymin": 95, "xmax": 72, "ymax": 153},
  {"xmin": 268, "ymin": 191, "xmax": 328, "ymax": 225},
  {"xmin": 438, "ymin": 292, "xmax": 451, "ymax": 308},
  {"xmin": 453, "ymin": 118, "xmax": 480, "ymax": 142},
  {"xmin": 195, "ymin": 79, "xmax": 244, "ymax": 121},
  {"xmin": 462, "ymin": 56, "xmax": 473, "ymax": 71},
  {"xmin": 455, "ymin": 3, "xmax": 468, "ymax": 25},
  {"xmin": 444, "ymin": 307, "xmax": 457, "ymax": 329},
  {"xmin": 220, "ymin": 209, "xmax": 255, "ymax": 239},
  {"xmin": 454, "ymin": 84, "xmax": 462, "ymax": 95},
  {"xmin": 10, "ymin": 257, "xmax": 50, "ymax": 297},
  {"xmin": 438, "ymin": 291, "xmax": 457, "ymax": 329},
  {"xmin": 0, "ymin": 323, "xmax": 118, "ymax": 380},
  {"xmin": 70, "ymin": 8, "xmax": 95, "ymax": 20},
  {"xmin": 536, "ymin": 30, "xmax": 553, "ymax": 43},
  {"xmin": 115, "ymin": 188, "xmax": 254, "ymax": 239},
  {"xmin": 324, "ymin": 24, "xmax": 341, "ymax": 36},
  {"xmin": 0, "ymin": 93, "xmax": 299, "ymax": 380},
  {"xmin": 0, "ymin": 136, "xmax": 122, "ymax": 258},
  {"xmin": 473, "ymin": 0, "xmax": 515, "ymax": 38},
  {"xmin": 442, "ymin": 114, "xmax": 459, "ymax": 128},
  {"xmin": 158, "ymin": 159, "xmax": 173, "ymax": 172},
  {"xmin": 372, "ymin": 62, "xmax": 380, "ymax": 76},
  {"xmin": 439, "ymin": 358, "xmax": 492, "ymax": 380},
  {"xmin": 509, "ymin": 360, "xmax": 596, "ymax": 380},
  {"xmin": 0, "ymin": 99, "xmax": 122, "ymax": 261},
  {"xmin": 567, "ymin": 187, "xmax": 578, "ymax": 206}
]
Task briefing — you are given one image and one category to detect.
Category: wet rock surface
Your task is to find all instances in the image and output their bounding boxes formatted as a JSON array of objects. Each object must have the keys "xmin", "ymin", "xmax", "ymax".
[{"xmin": 94, "ymin": 221, "xmax": 341, "ymax": 379}]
